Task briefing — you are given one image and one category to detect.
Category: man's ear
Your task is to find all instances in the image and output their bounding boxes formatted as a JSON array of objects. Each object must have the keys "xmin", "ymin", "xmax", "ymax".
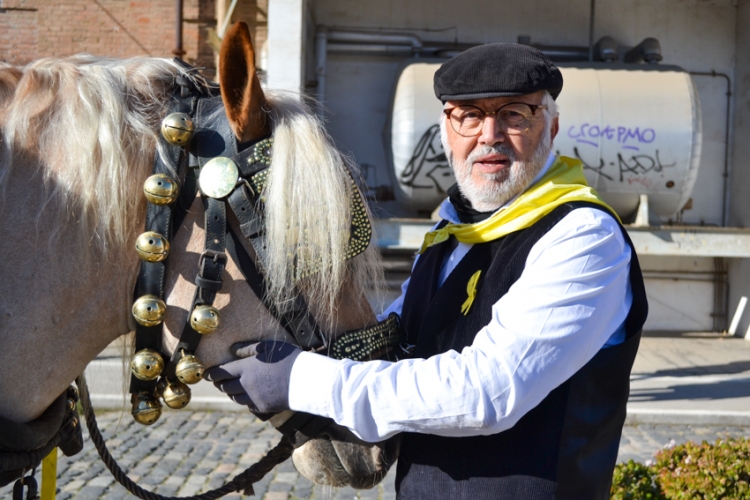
[{"xmin": 550, "ymin": 116, "xmax": 559, "ymax": 142}]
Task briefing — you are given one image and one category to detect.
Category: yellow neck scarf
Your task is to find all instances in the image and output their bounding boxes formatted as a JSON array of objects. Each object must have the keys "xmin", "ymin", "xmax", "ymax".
[{"xmin": 419, "ymin": 156, "xmax": 618, "ymax": 254}]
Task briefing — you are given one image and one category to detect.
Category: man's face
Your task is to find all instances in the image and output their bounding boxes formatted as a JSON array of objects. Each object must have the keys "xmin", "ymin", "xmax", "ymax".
[{"xmin": 441, "ymin": 91, "xmax": 559, "ymax": 212}]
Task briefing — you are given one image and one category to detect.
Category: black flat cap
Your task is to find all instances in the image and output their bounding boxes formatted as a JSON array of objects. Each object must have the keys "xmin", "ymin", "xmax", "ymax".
[{"xmin": 434, "ymin": 43, "xmax": 563, "ymax": 102}]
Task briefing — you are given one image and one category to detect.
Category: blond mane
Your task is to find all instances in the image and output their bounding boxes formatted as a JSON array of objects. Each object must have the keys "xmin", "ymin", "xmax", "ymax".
[
  {"xmin": 0, "ymin": 56, "xmax": 381, "ymax": 318},
  {"xmin": 262, "ymin": 92, "xmax": 382, "ymax": 319},
  {"xmin": 1, "ymin": 55, "xmax": 186, "ymax": 252}
]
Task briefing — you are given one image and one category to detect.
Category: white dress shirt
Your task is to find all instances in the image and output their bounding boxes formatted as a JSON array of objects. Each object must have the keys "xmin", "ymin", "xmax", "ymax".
[{"xmin": 288, "ymin": 154, "xmax": 633, "ymax": 443}]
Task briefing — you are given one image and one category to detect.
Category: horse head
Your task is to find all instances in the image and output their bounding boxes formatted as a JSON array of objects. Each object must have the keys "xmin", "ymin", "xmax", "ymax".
[
  {"xmin": 160, "ymin": 21, "xmax": 398, "ymax": 488},
  {"xmin": 0, "ymin": 21, "xmax": 397, "ymax": 491}
]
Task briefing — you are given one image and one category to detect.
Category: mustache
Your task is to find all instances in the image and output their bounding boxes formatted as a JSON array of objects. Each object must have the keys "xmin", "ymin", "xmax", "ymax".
[{"xmin": 465, "ymin": 144, "xmax": 516, "ymax": 166}]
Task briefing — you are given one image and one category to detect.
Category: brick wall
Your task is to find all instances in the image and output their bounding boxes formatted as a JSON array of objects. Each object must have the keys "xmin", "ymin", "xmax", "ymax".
[
  {"xmin": 0, "ymin": 5, "xmax": 38, "ymax": 64},
  {"xmin": 0, "ymin": 0, "xmax": 217, "ymax": 72},
  {"xmin": 1, "ymin": 0, "xmax": 268, "ymax": 80}
]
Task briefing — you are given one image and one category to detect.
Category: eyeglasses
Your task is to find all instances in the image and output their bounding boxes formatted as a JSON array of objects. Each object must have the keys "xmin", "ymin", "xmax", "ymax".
[{"xmin": 443, "ymin": 103, "xmax": 547, "ymax": 137}]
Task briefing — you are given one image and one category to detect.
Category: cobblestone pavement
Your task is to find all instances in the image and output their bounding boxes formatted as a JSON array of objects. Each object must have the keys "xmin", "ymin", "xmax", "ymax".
[{"xmin": 3, "ymin": 411, "xmax": 749, "ymax": 500}]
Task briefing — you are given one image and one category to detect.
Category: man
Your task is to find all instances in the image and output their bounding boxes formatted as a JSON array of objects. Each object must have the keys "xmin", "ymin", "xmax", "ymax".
[{"xmin": 207, "ymin": 43, "xmax": 648, "ymax": 499}]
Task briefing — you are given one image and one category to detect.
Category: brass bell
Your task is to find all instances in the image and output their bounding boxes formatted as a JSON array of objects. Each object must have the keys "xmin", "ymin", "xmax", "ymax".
[
  {"xmin": 175, "ymin": 353, "xmax": 205, "ymax": 385},
  {"xmin": 161, "ymin": 112, "xmax": 195, "ymax": 146},
  {"xmin": 135, "ymin": 231, "xmax": 170, "ymax": 262},
  {"xmin": 190, "ymin": 305, "xmax": 220, "ymax": 335},
  {"xmin": 132, "ymin": 295, "xmax": 167, "ymax": 327},
  {"xmin": 131, "ymin": 392, "xmax": 162, "ymax": 425},
  {"xmin": 131, "ymin": 348, "xmax": 164, "ymax": 381},
  {"xmin": 162, "ymin": 380, "xmax": 191, "ymax": 409},
  {"xmin": 143, "ymin": 174, "xmax": 179, "ymax": 205}
]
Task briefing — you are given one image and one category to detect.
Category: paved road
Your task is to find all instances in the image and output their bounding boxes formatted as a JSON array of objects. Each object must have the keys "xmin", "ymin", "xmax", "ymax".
[
  {"xmin": 5, "ymin": 331, "xmax": 750, "ymax": 498},
  {"xmin": 3, "ymin": 410, "xmax": 749, "ymax": 500}
]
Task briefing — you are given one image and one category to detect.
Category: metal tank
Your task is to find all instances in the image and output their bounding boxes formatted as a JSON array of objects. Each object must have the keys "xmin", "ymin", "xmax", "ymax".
[{"xmin": 388, "ymin": 62, "xmax": 702, "ymax": 219}]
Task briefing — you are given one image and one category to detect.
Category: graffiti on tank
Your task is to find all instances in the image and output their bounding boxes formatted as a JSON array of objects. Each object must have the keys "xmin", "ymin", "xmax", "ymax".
[
  {"xmin": 566, "ymin": 147, "xmax": 615, "ymax": 181},
  {"xmin": 617, "ymin": 150, "xmax": 676, "ymax": 182},
  {"xmin": 400, "ymin": 124, "xmax": 454, "ymax": 193},
  {"xmin": 565, "ymin": 147, "xmax": 677, "ymax": 183},
  {"xmin": 567, "ymin": 124, "xmax": 656, "ymax": 151}
]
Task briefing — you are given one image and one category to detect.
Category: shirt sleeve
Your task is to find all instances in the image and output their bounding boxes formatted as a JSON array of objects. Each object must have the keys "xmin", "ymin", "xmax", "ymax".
[{"xmin": 288, "ymin": 208, "xmax": 633, "ymax": 442}]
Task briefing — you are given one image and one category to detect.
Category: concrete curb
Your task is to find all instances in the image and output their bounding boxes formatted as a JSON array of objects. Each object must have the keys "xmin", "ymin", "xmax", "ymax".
[
  {"xmin": 89, "ymin": 396, "xmax": 750, "ymax": 426},
  {"xmin": 626, "ymin": 408, "xmax": 750, "ymax": 426}
]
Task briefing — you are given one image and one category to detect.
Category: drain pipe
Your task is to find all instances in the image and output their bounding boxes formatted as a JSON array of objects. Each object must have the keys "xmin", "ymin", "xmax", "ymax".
[
  {"xmin": 588, "ymin": 0, "xmax": 595, "ymax": 62},
  {"xmin": 315, "ymin": 27, "xmax": 424, "ymax": 117},
  {"xmin": 689, "ymin": 71, "xmax": 733, "ymax": 227},
  {"xmin": 315, "ymin": 26, "xmax": 328, "ymax": 118},
  {"xmin": 173, "ymin": 0, "xmax": 185, "ymax": 57},
  {"xmin": 326, "ymin": 30, "xmax": 423, "ymax": 53}
]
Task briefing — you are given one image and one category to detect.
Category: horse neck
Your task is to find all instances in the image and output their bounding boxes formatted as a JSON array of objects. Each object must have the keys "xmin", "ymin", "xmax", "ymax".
[{"xmin": 0, "ymin": 155, "xmax": 141, "ymax": 423}]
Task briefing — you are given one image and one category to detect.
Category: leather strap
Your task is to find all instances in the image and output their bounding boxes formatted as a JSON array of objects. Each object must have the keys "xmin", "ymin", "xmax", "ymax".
[
  {"xmin": 168, "ymin": 196, "xmax": 228, "ymax": 373},
  {"xmin": 129, "ymin": 65, "xmax": 206, "ymax": 396},
  {"xmin": 225, "ymin": 227, "xmax": 326, "ymax": 351},
  {"xmin": 129, "ymin": 89, "xmax": 192, "ymax": 396}
]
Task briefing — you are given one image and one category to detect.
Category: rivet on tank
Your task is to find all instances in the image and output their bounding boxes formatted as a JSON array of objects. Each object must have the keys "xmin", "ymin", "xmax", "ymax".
[
  {"xmin": 143, "ymin": 174, "xmax": 179, "ymax": 205},
  {"xmin": 132, "ymin": 295, "xmax": 167, "ymax": 327},
  {"xmin": 160, "ymin": 112, "xmax": 195, "ymax": 146},
  {"xmin": 190, "ymin": 305, "xmax": 220, "ymax": 334},
  {"xmin": 130, "ymin": 348, "xmax": 164, "ymax": 381},
  {"xmin": 131, "ymin": 391, "xmax": 162, "ymax": 425},
  {"xmin": 135, "ymin": 231, "xmax": 170, "ymax": 262},
  {"xmin": 175, "ymin": 351, "xmax": 205, "ymax": 385}
]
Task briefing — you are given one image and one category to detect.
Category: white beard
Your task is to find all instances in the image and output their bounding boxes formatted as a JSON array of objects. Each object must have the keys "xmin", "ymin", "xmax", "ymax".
[{"xmin": 442, "ymin": 123, "xmax": 553, "ymax": 212}]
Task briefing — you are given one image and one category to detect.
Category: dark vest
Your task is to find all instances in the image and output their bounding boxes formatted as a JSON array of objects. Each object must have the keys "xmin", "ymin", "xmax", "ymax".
[{"xmin": 395, "ymin": 202, "xmax": 648, "ymax": 500}]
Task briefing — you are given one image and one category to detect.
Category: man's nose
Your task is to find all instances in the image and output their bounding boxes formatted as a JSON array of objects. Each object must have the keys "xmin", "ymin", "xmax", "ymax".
[{"xmin": 478, "ymin": 115, "xmax": 506, "ymax": 146}]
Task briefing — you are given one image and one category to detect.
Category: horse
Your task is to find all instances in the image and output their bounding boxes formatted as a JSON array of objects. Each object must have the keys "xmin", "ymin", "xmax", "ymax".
[{"xmin": 0, "ymin": 21, "xmax": 398, "ymax": 490}]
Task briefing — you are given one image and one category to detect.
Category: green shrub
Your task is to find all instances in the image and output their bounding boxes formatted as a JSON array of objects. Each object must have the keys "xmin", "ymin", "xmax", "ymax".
[
  {"xmin": 611, "ymin": 438, "xmax": 750, "ymax": 499},
  {"xmin": 653, "ymin": 438, "xmax": 750, "ymax": 500},
  {"xmin": 611, "ymin": 460, "xmax": 665, "ymax": 500}
]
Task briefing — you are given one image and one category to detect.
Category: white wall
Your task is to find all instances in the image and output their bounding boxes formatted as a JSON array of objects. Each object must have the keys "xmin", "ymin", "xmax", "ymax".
[
  {"xmin": 267, "ymin": 0, "xmax": 308, "ymax": 92},
  {"xmin": 727, "ymin": 0, "xmax": 750, "ymax": 335}
]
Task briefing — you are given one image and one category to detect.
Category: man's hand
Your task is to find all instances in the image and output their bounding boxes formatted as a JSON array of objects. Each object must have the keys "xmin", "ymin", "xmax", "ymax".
[{"xmin": 204, "ymin": 340, "xmax": 302, "ymax": 414}]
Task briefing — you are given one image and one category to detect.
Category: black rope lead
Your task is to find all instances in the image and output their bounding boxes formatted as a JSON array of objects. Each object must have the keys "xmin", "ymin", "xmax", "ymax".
[
  {"xmin": 75, "ymin": 376, "xmax": 293, "ymax": 499},
  {"xmin": 12, "ymin": 473, "xmax": 38, "ymax": 500}
]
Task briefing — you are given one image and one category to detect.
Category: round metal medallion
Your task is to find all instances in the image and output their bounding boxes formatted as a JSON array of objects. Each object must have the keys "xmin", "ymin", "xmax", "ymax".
[{"xmin": 199, "ymin": 157, "xmax": 239, "ymax": 199}]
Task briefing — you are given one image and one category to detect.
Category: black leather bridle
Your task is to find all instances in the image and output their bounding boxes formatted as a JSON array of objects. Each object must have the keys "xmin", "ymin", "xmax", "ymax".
[{"xmin": 130, "ymin": 61, "xmax": 404, "ymax": 445}]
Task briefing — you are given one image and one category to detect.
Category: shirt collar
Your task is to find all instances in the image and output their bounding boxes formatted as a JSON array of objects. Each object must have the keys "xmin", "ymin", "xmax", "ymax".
[{"xmin": 439, "ymin": 152, "xmax": 557, "ymax": 224}]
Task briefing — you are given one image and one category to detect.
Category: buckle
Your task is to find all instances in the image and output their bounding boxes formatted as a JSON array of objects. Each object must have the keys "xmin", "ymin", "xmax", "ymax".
[
  {"xmin": 240, "ymin": 178, "xmax": 257, "ymax": 199},
  {"xmin": 199, "ymin": 249, "xmax": 226, "ymax": 265}
]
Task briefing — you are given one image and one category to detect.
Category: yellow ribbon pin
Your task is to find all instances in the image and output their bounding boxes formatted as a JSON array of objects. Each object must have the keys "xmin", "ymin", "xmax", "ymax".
[{"xmin": 461, "ymin": 270, "xmax": 482, "ymax": 315}]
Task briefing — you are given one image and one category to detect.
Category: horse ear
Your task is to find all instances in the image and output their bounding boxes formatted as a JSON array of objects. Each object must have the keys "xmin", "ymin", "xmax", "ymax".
[{"xmin": 219, "ymin": 22, "xmax": 270, "ymax": 142}]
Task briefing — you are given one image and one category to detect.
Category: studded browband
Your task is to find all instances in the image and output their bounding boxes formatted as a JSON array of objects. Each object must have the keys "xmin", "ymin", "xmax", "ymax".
[{"xmin": 128, "ymin": 62, "xmax": 404, "ymax": 427}]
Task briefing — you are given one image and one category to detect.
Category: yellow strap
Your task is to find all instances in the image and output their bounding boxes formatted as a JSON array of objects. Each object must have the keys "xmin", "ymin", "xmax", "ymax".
[
  {"xmin": 41, "ymin": 448, "xmax": 57, "ymax": 500},
  {"xmin": 461, "ymin": 270, "xmax": 482, "ymax": 315},
  {"xmin": 419, "ymin": 156, "xmax": 619, "ymax": 254}
]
